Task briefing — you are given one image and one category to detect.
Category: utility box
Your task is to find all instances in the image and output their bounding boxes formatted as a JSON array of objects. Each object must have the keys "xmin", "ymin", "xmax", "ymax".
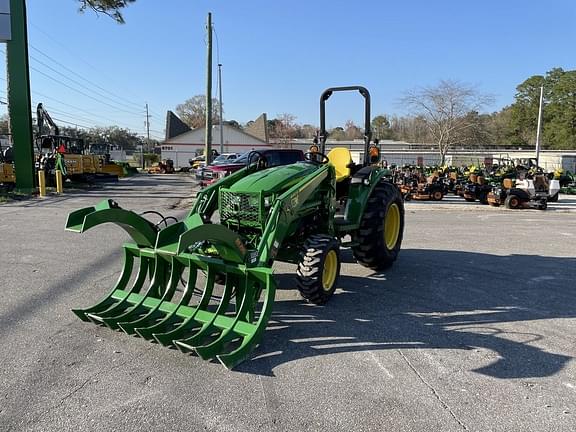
[{"xmin": 0, "ymin": 0, "xmax": 10, "ymax": 42}]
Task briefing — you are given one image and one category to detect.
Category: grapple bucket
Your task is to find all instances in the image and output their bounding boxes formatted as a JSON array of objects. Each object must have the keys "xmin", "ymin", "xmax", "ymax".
[{"xmin": 65, "ymin": 200, "xmax": 276, "ymax": 369}]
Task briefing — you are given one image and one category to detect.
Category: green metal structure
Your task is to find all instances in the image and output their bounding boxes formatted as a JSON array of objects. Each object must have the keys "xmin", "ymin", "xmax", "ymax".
[
  {"xmin": 66, "ymin": 87, "xmax": 405, "ymax": 369},
  {"xmin": 7, "ymin": 0, "xmax": 35, "ymax": 192}
]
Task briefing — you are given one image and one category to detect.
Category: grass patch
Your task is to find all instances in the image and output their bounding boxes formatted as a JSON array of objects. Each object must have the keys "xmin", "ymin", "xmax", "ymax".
[{"xmin": 0, "ymin": 188, "xmax": 33, "ymax": 203}]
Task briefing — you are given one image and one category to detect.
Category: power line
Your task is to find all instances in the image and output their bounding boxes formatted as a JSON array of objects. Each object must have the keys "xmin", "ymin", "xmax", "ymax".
[
  {"xmin": 2, "ymin": 47, "xmax": 143, "ymax": 116},
  {"xmin": 29, "ymin": 66, "xmax": 144, "ymax": 116},
  {"xmin": 2, "ymin": 45, "xmax": 163, "ymax": 136},
  {"xmin": 29, "ymin": 44, "xmax": 144, "ymax": 110},
  {"xmin": 28, "ymin": 49, "xmax": 145, "ymax": 113},
  {"xmin": 31, "ymin": 102, "xmax": 103, "ymax": 126},
  {"xmin": 31, "ymin": 89, "xmax": 133, "ymax": 125},
  {"xmin": 50, "ymin": 116, "xmax": 93, "ymax": 129},
  {"xmin": 29, "ymin": 23, "xmax": 144, "ymax": 102},
  {"xmin": 1, "ymin": 86, "xmax": 148, "ymax": 133}
]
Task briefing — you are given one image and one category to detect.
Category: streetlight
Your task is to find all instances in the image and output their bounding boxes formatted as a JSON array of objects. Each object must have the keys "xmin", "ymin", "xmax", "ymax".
[{"xmin": 218, "ymin": 63, "xmax": 224, "ymax": 154}]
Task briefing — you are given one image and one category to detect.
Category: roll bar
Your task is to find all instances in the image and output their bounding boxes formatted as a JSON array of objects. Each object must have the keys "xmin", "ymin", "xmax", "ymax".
[{"xmin": 319, "ymin": 86, "xmax": 372, "ymax": 166}]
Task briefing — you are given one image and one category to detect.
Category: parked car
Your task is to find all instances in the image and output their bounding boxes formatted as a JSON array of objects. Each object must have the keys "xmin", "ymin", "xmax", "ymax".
[
  {"xmin": 212, "ymin": 153, "xmax": 240, "ymax": 165},
  {"xmin": 197, "ymin": 149, "xmax": 305, "ymax": 187}
]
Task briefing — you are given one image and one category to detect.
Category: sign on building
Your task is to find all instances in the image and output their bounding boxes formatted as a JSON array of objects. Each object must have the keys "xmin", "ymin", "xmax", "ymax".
[{"xmin": 0, "ymin": 0, "xmax": 11, "ymax": 42}]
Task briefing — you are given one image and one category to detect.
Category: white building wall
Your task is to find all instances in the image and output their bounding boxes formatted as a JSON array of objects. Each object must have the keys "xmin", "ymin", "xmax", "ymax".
[{"xmin": 162, "ymin": 125, "xmax": 269, "ymax": 167}]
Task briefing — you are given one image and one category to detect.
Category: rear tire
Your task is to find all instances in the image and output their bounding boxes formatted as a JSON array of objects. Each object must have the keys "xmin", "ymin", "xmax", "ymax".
[
  {"xmin": 504, "ymin": 194, "xmax": 521, "ymax": 209},
  {"xmin": 352, "ymin": 182, "xmax": 404, "ymax": 270},
  {"xmin": 432, "ymin": 190, "xmax": 443, "ymax": 201},
  {"xmin": 296, "ymin": 235, "xmax": 341, "ymax": 305}
]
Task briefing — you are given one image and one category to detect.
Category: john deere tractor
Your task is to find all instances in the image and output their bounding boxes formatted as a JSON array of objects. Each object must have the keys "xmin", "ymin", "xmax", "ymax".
[{"xmin": 65, "ymin": 86, "xmax": 404, "ymax": 369}]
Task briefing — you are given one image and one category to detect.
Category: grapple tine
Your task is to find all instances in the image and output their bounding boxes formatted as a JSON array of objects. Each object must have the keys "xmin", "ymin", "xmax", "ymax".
[
  {"xmin": 72, "ymin": 247, "xmax": 136, "ymax": 322},
  {"xmin": 217, "ymin": 269, "xmax": 276, "ymax": 369},
  {"xmin": 85, "ymin": 252, "xmax": 153, "ymax": 324},
  {"xmin": 151, "ymin": 264, "xmax": 217, "ymax": 346},
  {"xmin": 193, "ymin": 273, "xmax": 262, "ymax": 361},
  {"xmin": 94, "ymin": 255, "xmax": 170, "ymax": 329},
  {"xmin": 118, "ymin": 257, "xmax": 185, "ymax": 334},
  {"xmin": 172, "ymin": 270, "xmax": 237, "ymax": 353},
  {"xmin": 134, "ymin": 261, "xmax": 198, "ymax": 340}
]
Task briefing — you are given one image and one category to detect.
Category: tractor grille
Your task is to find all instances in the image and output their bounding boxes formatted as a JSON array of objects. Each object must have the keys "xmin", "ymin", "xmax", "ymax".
[{"xmin": 219, "ymin": 190, "xmax": 261, "ymax": 226}]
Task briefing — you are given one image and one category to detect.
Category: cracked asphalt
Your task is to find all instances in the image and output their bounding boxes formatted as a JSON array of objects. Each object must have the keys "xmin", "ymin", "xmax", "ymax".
[{"xmin": 0, "ymin": 174, "xmax": 575, "ymax": 432}]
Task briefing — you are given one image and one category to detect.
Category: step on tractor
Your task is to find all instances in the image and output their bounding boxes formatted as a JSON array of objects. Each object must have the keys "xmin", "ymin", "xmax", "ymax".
[{"xmin": 65, "ymin": 86, "xmax": 405, "ymax": 369}]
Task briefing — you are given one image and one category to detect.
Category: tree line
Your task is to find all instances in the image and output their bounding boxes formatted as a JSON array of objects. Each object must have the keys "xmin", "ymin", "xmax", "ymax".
[{"xmin": 174, "ymin": 68, "xmax": 575, "ymax": 162}]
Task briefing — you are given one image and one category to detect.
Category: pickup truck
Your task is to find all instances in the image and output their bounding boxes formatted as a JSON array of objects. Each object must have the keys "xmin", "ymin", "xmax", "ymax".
[{"xmin": 197, "ymin": 149, "xmax": 305, "ymax": 187}]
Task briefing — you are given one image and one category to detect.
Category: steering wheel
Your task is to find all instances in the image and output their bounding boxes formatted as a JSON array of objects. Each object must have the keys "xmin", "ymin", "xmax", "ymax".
[
  {"xmin": 247, "ymin": 151, "xmax": 269, "ymax": 170},
  {"xmin": 304, "ymin": 151, "xmax": 330, "ymax": 165}
]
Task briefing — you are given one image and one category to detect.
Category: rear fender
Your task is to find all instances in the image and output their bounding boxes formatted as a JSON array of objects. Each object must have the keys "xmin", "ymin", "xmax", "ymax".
[{"xmin": 345, "ymin": 167, "xmax": 395, "ymax": 226}]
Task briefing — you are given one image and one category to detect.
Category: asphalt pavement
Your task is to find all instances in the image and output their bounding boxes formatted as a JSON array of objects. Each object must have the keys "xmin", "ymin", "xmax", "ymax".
[{"xmin": 0, "ymin": 174, "xmax": 574, "ymax": 432}]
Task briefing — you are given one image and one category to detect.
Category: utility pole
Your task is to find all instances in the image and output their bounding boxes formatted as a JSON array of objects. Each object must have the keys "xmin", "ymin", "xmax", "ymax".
[
  {"xmin": 144, "ymin": 102, "xmax": 150, "ymax": 168},
  {"xmin": 204, "ymin": 12, "xmax": 213, "ymax": 164},
  {"xmin": 535, "ymin": 85, "xmax": 544, "ymax": 168},
  {"xmin": 218, "ymin": 63, "xmax": 224, "ymax": 154}
]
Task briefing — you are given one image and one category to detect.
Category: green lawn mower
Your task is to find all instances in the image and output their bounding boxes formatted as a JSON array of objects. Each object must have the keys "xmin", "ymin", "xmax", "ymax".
[{"xmin": 65, "ymin": 86, "xmax": 405, "ymax": 369}]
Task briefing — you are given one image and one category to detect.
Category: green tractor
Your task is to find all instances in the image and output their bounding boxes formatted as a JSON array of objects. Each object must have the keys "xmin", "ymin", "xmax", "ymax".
[{"xmin": 65, "ymin": 86, "xmax": 405, "ymax": 369}]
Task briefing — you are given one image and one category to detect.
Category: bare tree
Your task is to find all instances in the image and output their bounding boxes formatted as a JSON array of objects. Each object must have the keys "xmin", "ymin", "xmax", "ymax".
[
  {"xmin": 175, "ymin": 95, "xmax": 222, "ymax": 129},
  {"xmin": 270, "ymin": 113, "xmax": 297, "ymax": 148},
  {"xmin": 344, "ymin": 120, "xmax": 363, "ymax": 140},
  {"xmin": 400, "ymin": 80, "xmax": 493, "ymax": 164}
]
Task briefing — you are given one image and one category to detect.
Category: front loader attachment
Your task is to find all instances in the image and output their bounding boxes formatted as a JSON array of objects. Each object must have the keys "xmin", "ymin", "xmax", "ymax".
[{"xmin": 66, "ymin": 200, "xmax": 276, "ymax": 369}]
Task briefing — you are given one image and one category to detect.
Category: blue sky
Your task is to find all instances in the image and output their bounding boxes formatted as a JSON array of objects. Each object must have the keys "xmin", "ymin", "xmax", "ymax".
[{"xmin": 1, "ymin": 0, "xmax": 575, "ymax": 139}]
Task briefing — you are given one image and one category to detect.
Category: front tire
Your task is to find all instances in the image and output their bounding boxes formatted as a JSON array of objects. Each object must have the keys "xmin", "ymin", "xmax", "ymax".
[
  {"xmin": 296, "ymin": 235, "xmax": 341, "ymax": 305},
  {"xmin": 352, "ymin": 182, "xmax": 404, "ymax": 270}
]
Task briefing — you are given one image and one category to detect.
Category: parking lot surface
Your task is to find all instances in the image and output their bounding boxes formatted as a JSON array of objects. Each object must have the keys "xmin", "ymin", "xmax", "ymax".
[{"xmin": 1, "ymin": 174, "xmax": 575, "ymax": 432}]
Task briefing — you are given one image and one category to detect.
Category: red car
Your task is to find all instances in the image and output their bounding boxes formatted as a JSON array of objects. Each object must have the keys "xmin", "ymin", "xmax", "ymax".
[{"xmin": 198, "ymin": 149, "xmax": 304, "ymax": 187}]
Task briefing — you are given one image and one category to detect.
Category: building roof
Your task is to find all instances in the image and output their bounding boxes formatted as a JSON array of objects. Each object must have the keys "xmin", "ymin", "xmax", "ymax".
[
  {"xmin": 163, "ymin": 112, "xmax": 269, "ymax": 145},
  {"xmin": 165, "ymin": 111, "xmax": 191, "ymax": 140}
]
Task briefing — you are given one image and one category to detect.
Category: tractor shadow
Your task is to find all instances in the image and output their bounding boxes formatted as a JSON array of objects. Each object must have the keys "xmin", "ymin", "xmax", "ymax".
[{"xmin": 237, "ymin": 249, "xmax": 576, "ymax": 378}]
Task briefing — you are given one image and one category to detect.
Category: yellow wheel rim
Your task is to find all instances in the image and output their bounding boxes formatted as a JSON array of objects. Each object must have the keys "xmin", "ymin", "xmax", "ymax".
[
  {"xmin": 322, "ymin": 250, "xmax": 338, "ymax": 291},
  {"xmin": 384, "ymin": 203, "xmax": 401, "ymax": 250}
]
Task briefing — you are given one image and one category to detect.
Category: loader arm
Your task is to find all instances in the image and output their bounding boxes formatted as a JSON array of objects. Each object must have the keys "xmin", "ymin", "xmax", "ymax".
[{"xmin": 256, "ymin": 164, "xmax": 333, "ymax": 266}]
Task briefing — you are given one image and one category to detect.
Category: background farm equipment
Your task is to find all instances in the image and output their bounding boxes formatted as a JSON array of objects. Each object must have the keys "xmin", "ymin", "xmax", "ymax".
[
  {"xmin": 148, "ymin": 159, "xmax": 175, "ymax": 174},
  {"xmin": 488, "ymin": 174, "xmax": 560, "ymax": 210},
  {"xmin": 65, "ymin": 86, "xmax": 405, "ymax": 369},
  {"xmin": 396, "ymin": 167, "xmax": 445, "ymax": 201},
  {"xmin": 462, "ymin": 174, "xmax": 493, "ymax": 204},
  {"xmin": 0, "ymin": 146, "xmax": 15, "ymax": 187},
  {"xmin": 36, "ymin": 103, "xmax": 123, "ymax": 184}
]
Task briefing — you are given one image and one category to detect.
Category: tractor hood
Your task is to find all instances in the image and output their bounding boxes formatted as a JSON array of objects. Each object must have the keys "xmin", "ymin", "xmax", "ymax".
[{"xmin": 229, "ymin": 162, "xmax": 317, "ymax": 194}]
